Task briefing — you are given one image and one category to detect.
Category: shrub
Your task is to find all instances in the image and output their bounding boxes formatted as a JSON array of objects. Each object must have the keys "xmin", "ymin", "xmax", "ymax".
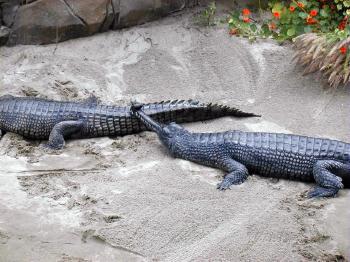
[
  {"xmin": 293, "ymin": 30, "xmax": 350, "ymax": 88},
  {"xmin": 228, "ymin": 0, "xmax": 350, "ymax": 42},
  {"xmin": 269, "ymin": 0, "xmax": 347, "ymax": 41},
  {"xmin": 228, "ymin": 1, "xmax": 350, "ymax": 87}
]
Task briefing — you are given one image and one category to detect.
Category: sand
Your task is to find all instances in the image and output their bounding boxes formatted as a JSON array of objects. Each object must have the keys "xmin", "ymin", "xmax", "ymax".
[{"xmin": 0, "ymin": 7, "xmax": 349, "ymax": 262}]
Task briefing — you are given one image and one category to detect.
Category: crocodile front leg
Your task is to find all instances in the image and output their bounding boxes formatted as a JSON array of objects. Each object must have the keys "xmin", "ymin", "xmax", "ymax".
[
  {"xmin": 45, "ymin": 121, "xmax": 85, "ymax": 150},
  {"xmin": 217, "ymin": 159, "xmax": 249, "ymax": 190},
  {"xmin": 308, "ymin": 160, "xmax": 347, "ymax": 198}
]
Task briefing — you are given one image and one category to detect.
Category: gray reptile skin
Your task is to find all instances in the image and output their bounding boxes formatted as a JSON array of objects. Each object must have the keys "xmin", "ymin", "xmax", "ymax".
[
  {"xmin": 131, "ymin": 104, "xmax": 350, "ymax": 198},
  {"xmin": 0, "ymin": 95, "xmax": 258, "ymax": 149}
]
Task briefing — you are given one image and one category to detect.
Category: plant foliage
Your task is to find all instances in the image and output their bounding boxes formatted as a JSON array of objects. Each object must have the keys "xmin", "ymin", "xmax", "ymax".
[
  {"xmin": 293, "ymin": 31, "xmax": 350, "ymax": 87},
  {"xmin": 196, "ymin": 1, "xmax": 217, "ymax": 26},
  {"xmin": 228, "ymin": 1, "xmax": 350, "ymax": 87},
  {"xmin": 228, "ymin": 0, "xmax": 349, "ymax": 42}
]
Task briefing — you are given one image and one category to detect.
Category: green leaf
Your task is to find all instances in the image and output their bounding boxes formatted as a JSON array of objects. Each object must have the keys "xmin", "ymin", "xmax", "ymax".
[
  {"xmin": 261, "ymin": 24, "xmax": 271, "ymax": 36},
  {"xmin": 319, "ymin": 20, "xmax": 329, "ymax": 26},
  {"xmin": 250, "ymin": 24, "xmax": 257, "ymax": 32},
  {"xmin": 320, "ymin": 9, "xmax": 328, "ymax": 17},
  {"xmin": 272, "ymin": 2, "xmax": 283, "ymax": 13},
  {"xmin": 304, "ymin": 26, "xmax": 312, "ymax": 33},
  {"xmin": 295, "ymin": 25, "xmax": 305, "ymax": 35},
  {"xmin": 292, "ymin": 18, "xmax": 301, "ymax": 25},
  {"xmin": 287, "ymin": 27, "xmax": 296, "ymax": 36},
  {"xmin": 298, "ymin": 12, "xmax": 308, "ymax": 19}
]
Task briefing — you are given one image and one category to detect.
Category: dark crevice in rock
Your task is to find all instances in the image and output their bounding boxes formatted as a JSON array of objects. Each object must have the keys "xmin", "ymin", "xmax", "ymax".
[
  {"xmin": 19, "ymin": 0, "xmax": 38, "ymax": 6},
  {"xmin": 98, "ymin": 0, "xmax": 111, "ymax": 32},
  {"xmin": 0, "ymin": 5, "xmax": 4, "ymax": 26},
  {"xmin": 3, "ymin": 1, "xmax": 20, "ymax": 45},
  {"xmin": 189, "ymin": 0, "xmax": 199, "ymax": 7},
  {"xmin": 61, "ymin": 0, "xmax": 88, "ymax": 28},
  {"xmin": 110, "ymin": 0, "xmax": 120, "ymax": 30},
  {"xmin": 2, "ymin": 2, "xmax": 19, "ymax": 28},
  {"xmin": 0, "ymin": 26, "xmax": 10, "ymax": 45},
  {"xmin": 9, "ymin": 5, "xmax": 18, "ymax": 29},
  {"xmin": 168, "ymin": 1, "xmax": 187, "ymax": 15}
]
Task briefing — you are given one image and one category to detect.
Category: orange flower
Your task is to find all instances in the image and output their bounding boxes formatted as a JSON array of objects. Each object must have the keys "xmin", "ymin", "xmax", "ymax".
[
  {"xmin": 338, "ymin": 22, "xmax": 346, "ymax": 30},
  {"xmin": 273, "ymin": 12, "xmax": 280, "ymax": 19},
  {"xmin": 297, "ymin": 2, "xmax": 304, "ymax": 8},
  {"xmin": 242, "ymin": 16, "xmax": 251, "ymax": 23},
  {"xmin": 289, "ymin": 6, "xmax": 296, "ymax": 12},
  {"xmin": 340, "ymin": 46, "xmax": 347, "ymax": 54},
  {"xmin": 306, "ymin": 16, "xmax": 317, "ymax": 25},
  {"xmin": 338, "ymin": 17, "xmax": 348, "ymax": 30},
  {"xmin": 268, "ymin": 22, "xmax": 277, "ymax": 30},
  {"xmin": 242, "ymin": 8, "xmax": 251, "ymax": 16},
  {"xmin": 310, "ymin": 10, "xmax": 318, "ymax": 17}
]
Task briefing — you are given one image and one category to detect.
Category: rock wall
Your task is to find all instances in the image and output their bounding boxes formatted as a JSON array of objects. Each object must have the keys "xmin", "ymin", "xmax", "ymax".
[{"xmin": 0, "ymin": 0, "xmax": 198, "ymax": 46}]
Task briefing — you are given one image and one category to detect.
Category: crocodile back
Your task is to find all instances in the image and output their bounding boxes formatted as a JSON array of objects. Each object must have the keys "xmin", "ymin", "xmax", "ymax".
[
  {"xmin": 78, "ymin": 100, "xmax": 252, "ymax": 137},
  {"xmin": 0, "ymin": 97, "xmax": 131, "ymax": 138},
  {"xmin": 0, "ymin": 97, "xmax": 88, "ymax": 139},
  {"xmin": 0, "ymin": 97, "xmax": 257, "ymax": 139},
  {"xmin": 191, "ymin": 130, "xmax": 350, "ymax": 181},
  {"xmin": 222, "ymin": 131, "xmax": 350, "ymax": 161},
  {"xmin": 82, "ymin": 100, "xmax": 245, "ymax": 137}
]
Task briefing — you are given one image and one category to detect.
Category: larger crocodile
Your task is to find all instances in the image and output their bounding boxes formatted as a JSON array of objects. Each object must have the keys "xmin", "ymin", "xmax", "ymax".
[
  {"xmin": 131, "ymin": 103, "xmax": 350, "ymax": 198},
  {"xmin": 0, "ymin": 95, "xmax": 258, "ymax": 149}
]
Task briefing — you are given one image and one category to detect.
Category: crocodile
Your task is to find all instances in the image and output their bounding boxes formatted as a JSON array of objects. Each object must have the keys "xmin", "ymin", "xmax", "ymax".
[
  {"xmin": 131, "ymin": 103, "xmax": 350, "ymax": 198},
  {"xmin": 0, "ymin": 95, "xmax": 258, "ymax": 149}
]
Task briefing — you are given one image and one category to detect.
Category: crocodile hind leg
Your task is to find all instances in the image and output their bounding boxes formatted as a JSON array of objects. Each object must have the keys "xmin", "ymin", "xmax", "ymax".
[
  {"xmin": 308, "ymin": 160, "xmax": 347, "ymax": 198},
  {"xmin": 45, "ymin": 120, "xmax": 85, "ymax": 150},
  {"xmin": 217, "ymin": 159, "xmax": 249, "ymax": 191}
]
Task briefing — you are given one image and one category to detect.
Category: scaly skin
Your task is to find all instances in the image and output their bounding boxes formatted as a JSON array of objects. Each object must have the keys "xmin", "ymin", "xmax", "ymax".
[
  {"xmin": 0, "ymin": 95, "xmax": 258, "ymax": 149},
  {"xmin": 131, "ymin": 103, "xmax": 350, "ymax": 198}
]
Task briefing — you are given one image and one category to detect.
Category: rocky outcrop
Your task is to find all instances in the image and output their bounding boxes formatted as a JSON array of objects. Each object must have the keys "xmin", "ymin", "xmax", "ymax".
[{"xmin": 0, "ymin": 0, "xmax": 198, "ymax": 46}]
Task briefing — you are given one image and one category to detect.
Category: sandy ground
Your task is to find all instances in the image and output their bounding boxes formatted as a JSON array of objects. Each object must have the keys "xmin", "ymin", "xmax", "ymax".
[{"xmin": 0, "ymin": 8, "xmax": 349, "ymax": 262}]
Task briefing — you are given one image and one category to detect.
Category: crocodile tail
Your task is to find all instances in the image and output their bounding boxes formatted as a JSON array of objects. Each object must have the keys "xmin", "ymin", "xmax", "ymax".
[
  {"xmin": 141, "ymin": 99, "xmax": 260, "ymax": 125},
  {"xmin": 206, "ymin": 102, "xmax": 260, "ymax": 118}
]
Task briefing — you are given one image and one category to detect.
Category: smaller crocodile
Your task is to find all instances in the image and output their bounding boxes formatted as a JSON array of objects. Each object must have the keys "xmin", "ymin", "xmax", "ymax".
[
  {"xmin": 131, "ymin": 103, "xmax": 350, "ymax": 198},
  {"xmin": 0, "ymin": 95, "xmax": 258, "ymax": 149}
]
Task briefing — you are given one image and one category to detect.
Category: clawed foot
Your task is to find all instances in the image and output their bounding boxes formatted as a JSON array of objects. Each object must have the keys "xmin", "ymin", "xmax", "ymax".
[
  {"xmin": 307, "ymin": 187, "xmax": 339, "ymax": 198},
  {"xmin": 217, "ymin": 180, "xmax": 232, "ymax": 191},
  {"xmin": 41, "ymin": 142, "xmax": 64, "ymax": 151},
  {"xmin": 216, "ymin": 175, "xmax": 246, "ymax": 191}
]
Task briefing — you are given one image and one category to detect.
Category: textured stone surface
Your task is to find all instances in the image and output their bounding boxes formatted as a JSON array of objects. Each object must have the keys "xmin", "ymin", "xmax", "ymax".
[
  {"xmin": 1, "ymin": 0, "xmax": 20, "ymax": 27},
  {"xmin": 65, "ymin": 0, "xmax": 113, "ymax": 34},
  {"xmin": 117, "ymin": 0, "xmax": 187, "ymax": 29},
  {"xmin": 0, "ymin": 0, "xmax": 198, "ymax": 45},
  {"xmin": 0, "ymin": 26, "xmax": 10, "ymax": 45},
  {"xmin": 7, "ymin": 0, "xmax": 87, "ymax": 45}
]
